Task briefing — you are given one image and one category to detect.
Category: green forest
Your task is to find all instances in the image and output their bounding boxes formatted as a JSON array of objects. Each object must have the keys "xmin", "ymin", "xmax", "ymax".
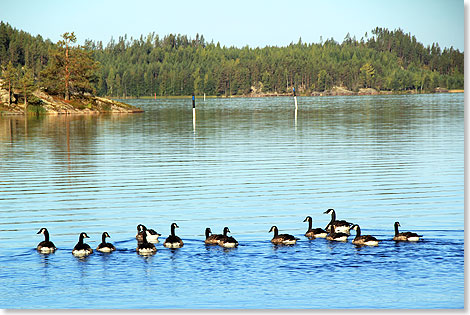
[{"xmin": 0, "ymin": 21, "xmax": 464, "ymax": 99}]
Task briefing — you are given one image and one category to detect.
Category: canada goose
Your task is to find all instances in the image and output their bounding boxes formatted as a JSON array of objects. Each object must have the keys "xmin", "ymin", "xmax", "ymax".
[
  {"xmin": 163, "ymin": 223, "xmax": 184, "ymax": 248},
  {"xmin": 36, "ymin": 228, "xmax": 56, "ymax": 253},
  {"xmin": 218, "ymin": 227, "xmax": 239, "ymax": 248},
  {"xmin": 72, "ymin": 232, "xmax": 93, "ymax": 257},
  {"xmin": 136, "ymin": 224, "xmax": 145, "ymax": 241},
  {"xmin": 324, "ymin": 209, "xmax": 353, "ymax": 235},
  {"xmin": 204, "ymin": 227, "xmax": 223, "ymax": 245},
  {"xmin": 303, "ymin": 216, "xmax": 327, "ymax": 239},
  {"xmin": 269, "ymin": 226, "xmax": 298, "ymax": 245},
  {"xmin": 136, "ymin": 227, "xmax": 157, "ymax": 255},
  {"xmin": 326, "ymin": 225, "xmax": 349, "ymax": 242},
  {"xmin": 393, "ymin": 222, "xmax": 421, "ymax": 242},
  {"xmin": 136, "ymin": 224, "xmax": 160, "ymax": 243},
  {"xmin": 351, "ymin": 224, "xmax": 379, "ymax": 246},
  {"xmin": 96, "ymin": 232, "xmax": 116, "ymax": 253}
]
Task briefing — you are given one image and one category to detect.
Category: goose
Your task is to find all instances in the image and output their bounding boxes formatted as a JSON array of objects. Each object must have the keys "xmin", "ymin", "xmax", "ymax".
[
  {"xmin": 351, "ymin": 224, "xmax": 379, "ymax": 246},
  {"xmin": 36, "ymin": 228, "xmax": 56, "ymax": 253},
  {"xmin": 218, "ymin": 227, "xmax": 239, "ymax": 248},
  {"xmin": 303, "ymin": 216, "xmax": 327, "ymax": 239},
  {"xmin": 393, "ymin": 222, "xmax": 421, "ymax": 242},
  {"xmin": 136, "ymin": 227, "xmax": 157, "ymax": 255},
  {"xmin": 96, "ymin": 232, "xmax": 116, "ymax": 253},
  {"xmin": 326, "ymin": 225, "xmax": 349, "ymax": 242},
  {"xmin": 163, "ymin": 223, "xmax": 184, "ymax": 248},
  {"xmin": 269, "ymin": 226, "xmax": 298, "ymax": 245},
  {"xmin": 204, "ymin": 227, "xmax": 223, "ymax": 245},
  {"xmin": 136, "ymin": 224, "xmax": 146, "ymax": 242},
  {"xmin": 136, "ymin": 224, "xmax": 160, "ymax": 243},
  {"xmin": 72, "ymin": 232, "xmax": 93, "ymax": 257},
  {"xmin": 324, "ymin": 209, "xmax": 353, "ymax": 235}
]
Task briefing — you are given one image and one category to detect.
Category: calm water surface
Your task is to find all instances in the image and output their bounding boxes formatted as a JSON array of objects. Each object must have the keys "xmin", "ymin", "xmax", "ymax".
[{"xmin": 0, "ymin": 94, "xmax": 464, "ymax": 309}]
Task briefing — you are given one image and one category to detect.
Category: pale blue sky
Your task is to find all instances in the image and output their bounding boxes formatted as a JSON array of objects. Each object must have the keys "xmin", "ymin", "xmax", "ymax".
[{"xmin": 1, "ymin": 0, "xmax": 465, "ymax": 51}]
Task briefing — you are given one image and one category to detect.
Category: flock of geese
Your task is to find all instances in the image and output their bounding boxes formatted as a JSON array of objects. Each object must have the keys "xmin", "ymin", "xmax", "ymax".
[{"xmin": 36, "ymin": 209, "xmax": 422, "ymax": 257}]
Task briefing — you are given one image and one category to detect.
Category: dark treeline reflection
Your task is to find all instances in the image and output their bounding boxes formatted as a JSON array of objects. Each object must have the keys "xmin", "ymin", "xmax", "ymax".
[{"xmin": 0, "ymin": 94, "xmax": 462, "ymax": 146}]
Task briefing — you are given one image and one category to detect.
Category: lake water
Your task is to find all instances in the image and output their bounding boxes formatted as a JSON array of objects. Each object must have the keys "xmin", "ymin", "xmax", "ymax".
[{"xmin": 0, "ymin": 94, "xmax": 464, "ymax": 309}]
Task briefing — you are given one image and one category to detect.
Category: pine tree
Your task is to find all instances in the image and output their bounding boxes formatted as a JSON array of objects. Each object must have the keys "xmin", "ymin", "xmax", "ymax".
[
  {"xmin": 41, "ymin": 32, "xmax": 99, "ymax": 99},
  {"xmin": 18, "ymin": 66, "xmax": 36, "ymax": 111},
  {"xmin": 1, "ymin": 61, "xmax": 18, "ymax": 105},
  {"xmin": 360, "ymin": 63, "xmax": 375, "ymax": 88}
]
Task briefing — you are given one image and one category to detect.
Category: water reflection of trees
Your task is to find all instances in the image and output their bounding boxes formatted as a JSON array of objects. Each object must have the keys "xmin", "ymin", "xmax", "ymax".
[
  {"xmin": 0, "ymin": 114, "xmax": 137, "ymax": 172},
  {"xmin": 0, "ymin": 95, "xmax": 462, "ymax": 157}
]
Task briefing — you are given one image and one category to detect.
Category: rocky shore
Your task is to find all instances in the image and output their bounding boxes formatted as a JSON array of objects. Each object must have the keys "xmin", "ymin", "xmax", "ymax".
[
  {"xmin": 0, "ymin": 84, "xmax": 143, "ymax": 115},
  {"xmin": 243, "ymin": 85, "xmax": 456, "ymax": 98}
]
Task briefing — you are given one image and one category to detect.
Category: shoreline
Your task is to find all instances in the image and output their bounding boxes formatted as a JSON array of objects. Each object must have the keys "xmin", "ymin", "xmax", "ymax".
[
  {"xmin": 2, "ymin": 88, "xmax": 462, "ymax": 115},
  {"xmin": 111, "ymin": 88, "xmax": 464, "ymax": 100},
  {"xmin": 0, "ymin": 91, "xmax": 144, "ymax": 116}
]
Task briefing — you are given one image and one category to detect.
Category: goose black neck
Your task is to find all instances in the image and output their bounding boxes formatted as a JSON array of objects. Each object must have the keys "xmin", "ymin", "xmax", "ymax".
[
  {"xmin": 171, "ymin": 225, "xmax": 176, "ymax": 237},
  {"xmin": 394, "ymin": 223, "xmax": 400, "ymax": 236},
  {"xmin": 330, "ymin": 210, "xmax": 336, "ymax": 223},
  {"xmin": 78, "ymin": 234, "xmax": 85, "ymax": 244},
  {"xmin": 272, "ymin": 227, "xmax": 278, "ymax": 238},
  {"xmin": 307, "ymin": 218, "xmax": 312, "ymax": 230},
  {"xmin": 205, "ymin": 228, "xmax": 211, "ymax": 239},
  {"xmin": 102, "ymin": 233, "xmax": 107, "ymax": 243},
  {"xmin": 43, "ymin": 229, "xmax": 50, "ymax": 242},
  {"xmin": 223, "ymin": 228, "xmax": 229, "ymax": 236},
  {"xmin": 355, "ymin": 226, "xmax": 361, "ymax": 237}
]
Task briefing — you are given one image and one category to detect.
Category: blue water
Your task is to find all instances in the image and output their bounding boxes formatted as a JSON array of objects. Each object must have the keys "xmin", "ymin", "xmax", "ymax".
[{"xmin": 0, "ymin": 94, "xmax": 464, "ymax": 309}]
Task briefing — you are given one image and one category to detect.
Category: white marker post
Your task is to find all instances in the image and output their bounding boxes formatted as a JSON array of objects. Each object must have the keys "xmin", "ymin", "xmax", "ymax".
[
  {"xmin": 192, "ymin": 94, "xmax": 196, "ymax": 132},
  {"xmin": 294, "ymin": 87, "xmax": 298, "ymax": 127},
  {"xmin": 293, "ymin": 87, "xmax": 298, "ymax": 111},
  {"xmin": 204, "ymin": 93, "xmax": 206, "ymax": 102}
]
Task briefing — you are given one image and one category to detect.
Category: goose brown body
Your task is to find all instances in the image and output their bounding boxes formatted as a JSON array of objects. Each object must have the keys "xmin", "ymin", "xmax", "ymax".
[
  {"xmin": 326, "ymin": 225, "xmax": 349, "ymax": 242},
  {"xmin": 136, "ymin": 228, "xmax": 156, "ymax": 255},
  {"xmin": 303, "ymin": 216, "xmax": 327, "ymax": 239},
  {"xmin": 218, "ymin": 227, "xmax": 238, "ymax": 248},
  {"xmin": 393, "ymin": 222, "xmax": 420, "ymax": 241},
  {"xmin": 72, "ymin": 232, "xmax": 93, "ymax": 257},
  {"xmin": 36, "ymin": 228, "xmax": 56, "ymax": 253},
  {"xmin": 269, "ymin": 226, "xmax": 298, "ymax": 245},
  {"xmin": 163, "ymin": 223, "xmax": 184, "ymax": 248},
  {"xmin": 324, "ymin": 209, "xmax": 353, "ymax": 235},
  {"xmin": 351, "ymin": 224, "xmax": 379, "ymax": 246},
  {"xmin": 204, "ymin": 228, "xmax": 223, "ymax": 245},
  {"xmin": 96, "ymin": 232, "xmax": 116, "ymax": 252}
]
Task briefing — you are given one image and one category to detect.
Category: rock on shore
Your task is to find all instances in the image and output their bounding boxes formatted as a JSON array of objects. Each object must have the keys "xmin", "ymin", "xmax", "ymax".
[{"xmin": 0, "ymin": 84, "xmax": 143, "ymax": 115}]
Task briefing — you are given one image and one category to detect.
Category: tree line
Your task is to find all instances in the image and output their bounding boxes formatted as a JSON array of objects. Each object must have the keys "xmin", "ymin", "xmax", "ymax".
[
  {"xmin": 0, "ymin": 21, "xmax": 464, "ymax": 101},
  {"xmin": 0, "ymin": 22, "xmax": 97, "ymax": 109}
]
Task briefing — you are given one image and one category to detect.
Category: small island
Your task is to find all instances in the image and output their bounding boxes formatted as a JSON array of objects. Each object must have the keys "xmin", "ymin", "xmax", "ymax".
[
  {"xmin": 0, "ymin": 31, "xmax": 142, "ymax": 115},
  {"xmin": 0, "ymin": 83, "xmax": 143, "ymax": 115}
]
